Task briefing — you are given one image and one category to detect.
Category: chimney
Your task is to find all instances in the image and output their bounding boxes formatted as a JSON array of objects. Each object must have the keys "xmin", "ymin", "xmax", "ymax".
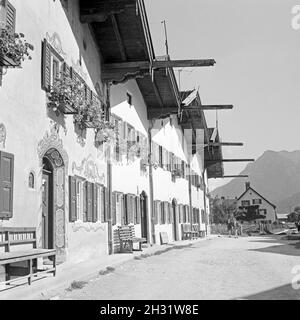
[{"xmin": 245, "ymin": 182, "xmax": 250, "ymax": 190}]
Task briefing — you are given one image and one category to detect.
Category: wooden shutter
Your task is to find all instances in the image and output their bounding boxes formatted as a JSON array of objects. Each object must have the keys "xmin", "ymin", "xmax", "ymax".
[
  {"xmin": 170, "ymin": 203, "xmax": 174, "ymax": 224},
  {"xmin": 85, "ymin": 182, "xmax": 93, "ymax": 222},
  {"xmin": 6, "ymin": 1, "xmax": 16, "ymax": 33},
  {"xmin": 112, "ymin": 192, "xmax": 117, "ymax": 226},
  {"xmin": 124, "ymin": 194, "xmax": 130, "ymax": 225},
  {"xmin": 167, "ymin": 202, "xmax": 170, "ymax": 224},
  {"xmin": 153, "ymin": 201, "xmax": 158, "ymax": 225},
  {"xmin": 68, "ymin": 176, "xmax": 77, "ymax": 222},
  {"xmin": 100, "ymin": 186, "xmax": 105, "ymax": 223},
  {"xmin": 41, "ymin": 39, "xmax": 51, "ymax": 91},
  {"xmin": 127, "ymin": 195, "xmax": 134, "ymax": 224},
  {"xmin": 0, "ymin": 152, "xmax": 14, "ymax": 219},
  {"xmin": 136, "ymin": 196, "xmax": 141, "ymax": 224},
  {"xmin": 92, "ymin": 183, "xmax": 98, "ymax": 222},
  {"xmin": 104, "ymin": 186, "xmax": 109, "ymax": 222},
  {"xmin": 62, "ymin": 62, "xmax": 71, "ymax": 78},
  {"xmin": 161, "ymin": 201, "xmax": 165, "ymax": 224}
]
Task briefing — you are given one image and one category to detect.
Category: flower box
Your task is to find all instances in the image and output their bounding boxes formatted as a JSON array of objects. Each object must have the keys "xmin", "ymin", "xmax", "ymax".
[
  {"xmin": 0, "ymin": 28, "xmax": 34, "ymax": 69},
  {"xmin": 0, "ymin": 53, "xmax": 20, "ymax": 67}
]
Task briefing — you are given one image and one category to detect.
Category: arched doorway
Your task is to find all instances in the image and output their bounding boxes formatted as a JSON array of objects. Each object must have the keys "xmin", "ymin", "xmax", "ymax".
[
  {"xmin": 140, "ymin": 191, "xmax": 148, "ymax": 241},
  {"xmin": 172, "ymin": 199, "xmax": 179, "ymax": 241},
  {"xmin": 41, "ymin": 148, "xmax": 66, "ymax": 257}
]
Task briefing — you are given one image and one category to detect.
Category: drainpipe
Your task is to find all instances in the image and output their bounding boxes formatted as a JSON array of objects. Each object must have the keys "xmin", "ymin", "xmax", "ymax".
[
  {"xmin": 106, "ymin": 83, "xmax": 113, "ymax": 255},
  {"xmin": 148, "ymin": 121, "xmax": 155, "ymax": 244},
  {"xmin": 203, "ymin": 171, "xmax": 208, "ymax": 236},
  {"xmin": 188, "ymin": 163, "xmax": 193, "ymax": 231}
]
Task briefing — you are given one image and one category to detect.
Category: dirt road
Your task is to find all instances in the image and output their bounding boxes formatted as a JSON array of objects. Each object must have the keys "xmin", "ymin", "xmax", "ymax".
[{"xmin": 57, "ymin": 236, "xmax": 300, "ymax": 300}]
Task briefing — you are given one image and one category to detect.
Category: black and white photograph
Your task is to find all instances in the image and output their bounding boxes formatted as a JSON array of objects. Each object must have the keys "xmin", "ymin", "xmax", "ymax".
[{"xmin": 0, "ymin": 0, "xmax": 300, "ymax": 304}]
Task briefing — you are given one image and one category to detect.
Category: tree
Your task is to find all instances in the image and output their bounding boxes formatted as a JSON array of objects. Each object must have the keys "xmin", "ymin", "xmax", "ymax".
[
  {"xmin": 235, "ymin": 205, "xmax": 265, "ymax": 222},
  {"xmin": 209, "ymin": 196, "xmax": 237, "ymax": 224}
]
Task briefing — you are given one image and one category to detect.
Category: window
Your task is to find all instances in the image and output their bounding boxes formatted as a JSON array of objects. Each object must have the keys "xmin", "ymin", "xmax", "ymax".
[
  {"xmin": 69, "ymin": 176, "xmax": 105, "ymax": 223},
  {"xmin": 253, "ymin": 199, "xmax": 262, "ymax": 205},
  {"xmin": 259, "ymin": 209, "xmax": 267, "ymax": 216},
  {"xmin": 241, "ymin": 200, "xmax": 250, "ymax": 206},
  {"xmin": 126, "ymin": 92, "xmax": 132, "ymax": 106},
  {"xmin": 28, "ymin": 171, "xmax": 35, "ymax": 189}
]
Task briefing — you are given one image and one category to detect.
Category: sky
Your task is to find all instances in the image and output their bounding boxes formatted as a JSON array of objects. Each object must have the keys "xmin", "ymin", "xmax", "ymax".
[{"xmin": 144, "ymin": 0, "xmax": 300, "ymax": 191}]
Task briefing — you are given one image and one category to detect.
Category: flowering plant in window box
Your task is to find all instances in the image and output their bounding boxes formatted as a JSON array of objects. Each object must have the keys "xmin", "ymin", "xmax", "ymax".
[
  {"xmin": 0, "ymin": 27, "xmax": 34, "ymax": 68},
  {"xmin": 47, "ymin": 72, "xmax": 85, "ymax": 115},
  {"xmin": 94, "ymin": 121, "xmax": 116, "ymax": 146},
  {"xmin": 171, "ymin": 168, "xmax": 182, "ymax": 179}
]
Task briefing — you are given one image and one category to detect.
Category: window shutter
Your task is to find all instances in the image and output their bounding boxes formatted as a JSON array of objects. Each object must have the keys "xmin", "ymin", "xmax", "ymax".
[
  {"xmin": 112, "ymin": 192, "xmax": 117, "ymax": 226},
  {"xmin": 0, "ymin": 152, "xmax": 14, "ymax": 219},
  {"xmin": 85, "ymin": 182, "xmax": 93, "ymax": 222},
  {"xmin": 128, "ymin": 195, "xmax": 134, "ymax": 224},
  {"xmin": 136, "ymin": 196, "xmax": 141, "ymax": 224},
  {"xmin": 92, "ymin": 183, "xmax": 98, "ymax": 222},
  {"xmin": 68, "ymin": 176, "xmax": 77, "ymax": 222},
  {"xmin": 100, "ymin": 186, "xmax": 105, "ymax": 223},
  {"xmin": 104, "ymin": 186, "xmax": 109, "ymax": 222},
  {"xmin": 157, "ymin": 201, "xmax": 160, "ymax": 224},
  {"xmin": 124, "ymin": 194, "xmax": 130, "ymax": 225},
  {"xmin": 152, "ymin": 200, "xmax": 156, "ymax": 225},
  {"xmin": 41, "ymin": 39, "xmax": 51, "ymax": 91},
  {"xmin": 62, "ymin": 62, "xmax": 71, "ymax": 78},
  {"xmin": 6, "ymin": 1, "xmax": 16, "ymax": 33},
  {"xmin": 154, "ymin": 201, "xmax": 159, "ymax": 225},
  {"xmin": 167, "ymin": 202, "xmax": 170, "ymax": 224},
  {"xmin": 170, "ymin": 152, "xmax": 174, "ymax": 172}
]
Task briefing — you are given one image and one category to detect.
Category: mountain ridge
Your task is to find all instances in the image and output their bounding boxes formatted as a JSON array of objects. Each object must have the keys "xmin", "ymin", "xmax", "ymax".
[{"xmin": 211, "ymin": 150, "xmax": 300, "ymax": 213}]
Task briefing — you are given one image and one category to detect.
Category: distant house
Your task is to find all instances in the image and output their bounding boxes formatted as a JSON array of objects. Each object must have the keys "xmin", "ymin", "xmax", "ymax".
[{"xmin": 236, "ymin": 182, "xmax": 277, "ymax": 222}]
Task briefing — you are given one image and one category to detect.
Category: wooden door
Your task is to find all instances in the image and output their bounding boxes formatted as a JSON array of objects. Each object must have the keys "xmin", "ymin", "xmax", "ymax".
[{"xmin": 42, "ymin": 171, "xmax": 53, "ymax": 249}]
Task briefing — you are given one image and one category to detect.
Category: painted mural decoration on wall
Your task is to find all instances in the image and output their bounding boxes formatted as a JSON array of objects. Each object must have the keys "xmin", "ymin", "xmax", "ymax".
[
  {"xmin": 46, "ymin": 32, "xmax": 67, "ymax": 60},
  {"xmin": 72, "ymin": 220, "xmax": 105, "ymax": 232},
  {"xmin": 72, "ymin": 154, "xmax": 105, "ymax": 184},
  {"xmin": 0, "ymin": 123, "xmax": 6, "ymax": 149}
]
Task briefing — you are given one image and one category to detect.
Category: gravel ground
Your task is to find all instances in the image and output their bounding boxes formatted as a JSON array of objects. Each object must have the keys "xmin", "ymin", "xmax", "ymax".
[{"xmin": 56, "ymin": 235, "xmax": 300, "ymax": 300}]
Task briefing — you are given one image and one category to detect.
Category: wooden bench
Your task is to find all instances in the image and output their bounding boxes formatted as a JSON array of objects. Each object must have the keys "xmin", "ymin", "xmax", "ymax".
[
  {"xmin": 0, "ymin": 227, "xmax": 56, "ymax": 289},
  {"xmin": 192, "ymin": 224, "xmax": 200, "ymax": 239},
  {"xmin": 181, "ymin": 224, "xmax": 192, "ymax": 240},
  {"xmin": 117, "ymin": 225, "xmax": 146, "ymax": 253}
]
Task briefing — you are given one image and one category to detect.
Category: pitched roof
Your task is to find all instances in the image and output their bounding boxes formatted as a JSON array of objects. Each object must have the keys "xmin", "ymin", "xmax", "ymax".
[{"xmin": 237, "ymin": 186, "xmax": 276, "ymax": 209}]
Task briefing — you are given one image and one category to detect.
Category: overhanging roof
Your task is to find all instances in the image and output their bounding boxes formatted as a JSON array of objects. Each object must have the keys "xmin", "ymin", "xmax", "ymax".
[
  {"xmin": 80, "ymin": 0, "xmax": 180, "ymax": 113},
  {"xmin": 204, "ymin": 128, "xmax": 224, "ymax": 179}
]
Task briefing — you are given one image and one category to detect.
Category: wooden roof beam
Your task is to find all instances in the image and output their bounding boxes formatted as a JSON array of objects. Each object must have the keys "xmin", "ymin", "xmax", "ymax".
[
  {"xmin": 148, "ymin": 107, "xmax": 178, "ymax": 119},
  {"xmin": 208, "ymin": 142, "xmax": 244, "ymax": 147},
  {"xmin": 221, "ymin": 175, "xmax": 249, "ymax": 178},
  {"xmin": 187, "ymin": 105, "xmax": 233, "ymax": 110},
  {"xmin": 111, "ymin": 14, "xmax": 127, "ymax": 61},
  {"xmin": 206, "ymin": 159, "xmax": 255, "ymax": 163},
  {"xmin": 103, "ymin": 59, "xmax": 216, "ymax": 70}
]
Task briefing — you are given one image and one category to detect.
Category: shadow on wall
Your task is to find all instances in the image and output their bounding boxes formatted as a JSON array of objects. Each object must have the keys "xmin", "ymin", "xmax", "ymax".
[{"xmin": 240, "ymin": 283, "xmax": 300, "ymax": 300}]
